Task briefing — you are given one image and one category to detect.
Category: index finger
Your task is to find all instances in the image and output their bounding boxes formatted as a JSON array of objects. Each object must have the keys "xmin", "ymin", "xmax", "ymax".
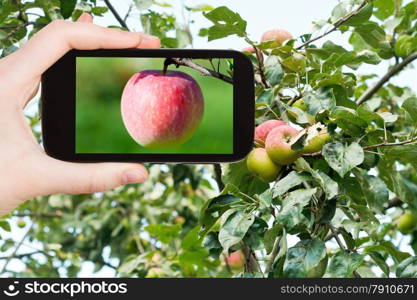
[{"xmin": 5, "ymin": 20, "xmax": 160, "ymax": 81}]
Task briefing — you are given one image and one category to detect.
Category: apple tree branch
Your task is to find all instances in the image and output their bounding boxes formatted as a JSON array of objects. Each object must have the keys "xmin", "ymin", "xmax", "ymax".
[{"xmin": 164, "ymin": 58, "xmax": 234, "ymax": 84}]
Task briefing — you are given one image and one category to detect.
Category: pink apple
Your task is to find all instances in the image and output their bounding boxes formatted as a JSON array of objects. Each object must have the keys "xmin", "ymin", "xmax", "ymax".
[
  {"xmin": 242, "ymin": 46, "xmax": 256, "ymax": 53},
  {"xmin": 265, "ymin": 125, "xmax": 301, "ymax": 165},
  {"xmin": 261, "ymin": 29, "xmax": 293, "ymax": 45},
  {"xmin": 254, "ymin": 120, "xmax": 286, "ymax": 147},
  {"xmin": 121, "ymin": 70, "xmax": 204, "ymax": 149},
  {"xmin": 226, "ymin": 250, "xmax": 245, "ymax": 270}
]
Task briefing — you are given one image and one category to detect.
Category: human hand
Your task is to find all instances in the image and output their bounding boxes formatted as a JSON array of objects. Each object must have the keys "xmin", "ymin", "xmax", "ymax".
[{"xmin": 0, "ymin": 13, "xmax": 160, "ymax": 216}]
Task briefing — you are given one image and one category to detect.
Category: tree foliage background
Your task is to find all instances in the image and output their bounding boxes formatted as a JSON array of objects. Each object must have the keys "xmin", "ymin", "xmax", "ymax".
[{"xmin": 1, "ymin": 0, "xmax": 417, "ymax": 278}]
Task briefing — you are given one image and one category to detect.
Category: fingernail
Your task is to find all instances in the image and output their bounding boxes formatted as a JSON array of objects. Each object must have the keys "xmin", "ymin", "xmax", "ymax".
[{"xmin": 122, "ymin": 169, "xmax": 145, "ymax": 184}]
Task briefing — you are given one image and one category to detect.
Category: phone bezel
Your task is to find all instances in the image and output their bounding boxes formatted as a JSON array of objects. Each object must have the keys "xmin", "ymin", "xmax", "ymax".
[{"xmin": 41, "ymin": 49, "xmax": 254, "ymax": 163}]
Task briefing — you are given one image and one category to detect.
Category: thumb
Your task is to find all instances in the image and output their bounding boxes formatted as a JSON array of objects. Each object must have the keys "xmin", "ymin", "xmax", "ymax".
[{"xmin": 40, "ymin": 158, "xmax": 148, "ymax": 195}]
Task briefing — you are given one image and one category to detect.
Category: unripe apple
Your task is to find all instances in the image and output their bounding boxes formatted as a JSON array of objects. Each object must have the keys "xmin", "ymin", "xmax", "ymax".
[
  {"xmin": 17, "ymin": 219, "xmax": 26, "ymax": 228},
  {"xmin": 265, "ymin": 125, "xmax": 301, "ymax": 165},
  {"xmin": 146, "ymin": 267, "xmax": 164, "ymax": 278},
  {"xmin": 261, "ymin": 29, "xmax": 293, "ymax": 45},
  {"xmin": 247, "ymin": 148, "xmax": 281, "ymax": 182},
  {"xmin": 397, "ymin": 211, "xmax": 417, "ymax": 234},
  {"xmin": 226, "ymin": 250, "xmax": 245, "ymax": 270},
  {"xmin": 121, "ymin": 70, "xmax": 204, "ymax": 149},
  {"xmin": 174, "ymin": 216, "xmax": 186, "ymax": 225},
  {"xmin": 302, "ymin": 124, "xmax": 331, "ymax": 154},
  {"xmin": 254, "ymin": 120, "xmax": 286, "ymax": 147}
]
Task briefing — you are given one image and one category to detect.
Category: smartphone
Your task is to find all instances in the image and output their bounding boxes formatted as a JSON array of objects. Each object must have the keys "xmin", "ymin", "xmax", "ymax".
[{"xmin": 41, "ymin": 49, "xmax": 254, "ymax": 163}]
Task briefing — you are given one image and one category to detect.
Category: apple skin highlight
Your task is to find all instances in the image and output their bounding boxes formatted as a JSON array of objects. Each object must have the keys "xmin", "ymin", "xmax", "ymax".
[{"xmin": 121, "ymin": 70, "xmax": 204, "ymax": 149}]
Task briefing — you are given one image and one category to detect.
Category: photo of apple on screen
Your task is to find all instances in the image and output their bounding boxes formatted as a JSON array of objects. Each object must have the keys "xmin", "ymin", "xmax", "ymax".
[{"xmin": 75, "ymin": 57, "xmax": 234, "ymax": 154}]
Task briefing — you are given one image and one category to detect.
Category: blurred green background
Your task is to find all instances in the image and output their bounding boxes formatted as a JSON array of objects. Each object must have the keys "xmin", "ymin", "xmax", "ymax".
[{"xmin": 76, "ymin": 57, "xmax": 233, "ymax": 154}]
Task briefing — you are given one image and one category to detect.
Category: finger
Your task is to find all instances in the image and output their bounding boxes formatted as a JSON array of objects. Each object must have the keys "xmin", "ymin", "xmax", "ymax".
[
  {"xmin": 39, "ymin": 158, "xmax": 148, "ymax": 195},
  {"xmin": 7, "ymin": 20, "xmax": 160, "ymax": 79},
  {"xmin": 77, "ymin": 12, "xmax": 93, "ymax": 23}
]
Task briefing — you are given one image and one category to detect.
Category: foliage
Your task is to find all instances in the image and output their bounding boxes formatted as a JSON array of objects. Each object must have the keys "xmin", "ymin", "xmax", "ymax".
[{"xmin": 2, "ymin": 0, "xmax": 417, "ymax": 278}]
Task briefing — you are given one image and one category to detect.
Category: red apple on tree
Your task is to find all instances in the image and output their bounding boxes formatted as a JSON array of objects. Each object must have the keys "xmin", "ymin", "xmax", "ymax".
[
  {"xmin": 254, "ymin": 120, "xmax": 286, "ymax": 147},
  {"xmin": 247, "ymin": 148, "xmax": 281, "ymax": 182},
  {"xmin": 121, "ymin": 70, "xmax": 204, "ymax": 149},
  {"xmin": 265, "ymin": 125, "xmax": 301, "ymax": 165},
  {"xmin": 226, "ymin": 250, "xmax": 245, "ymax": 270},
  {"xmin": 261, "ymin": 28, "xmax": 293, "ymax": 45}
]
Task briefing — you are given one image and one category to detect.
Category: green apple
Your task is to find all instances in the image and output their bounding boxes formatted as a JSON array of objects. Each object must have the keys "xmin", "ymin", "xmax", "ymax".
[
  {"xmin": 302, "ymin": 123, "xmax": 331, "ymax": 154},
  {"xmin": 397, "ymin": 211, "xmax": 417, "ymax": 234},
  {"xmin": 254, "ymin": 120, "xmax": 286, "ymax": 147},
  {"xmin": 265, "ymin": 125, "xmax": 301, "ymax": 165},
  {"xmin": 247, "ymin": 148, "xmax": 281, "ymax": 182},
  {"xmin": 146, "ymin": 267, "xmax": 165, "ymax": 278}
]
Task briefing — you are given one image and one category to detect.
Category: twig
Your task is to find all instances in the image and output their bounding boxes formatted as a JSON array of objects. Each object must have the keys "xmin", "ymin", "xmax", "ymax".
[
  {"xmin": 13, "ymin": 212, "xmax": 62, "ymax": 218},
  {"xmin": 103, "ymin": 0, "xmax": 129, "ymax": 30},
  {"xmin": 0, "ymin": 250, "xmax": 43, "ymax": 260},
  {"xmin": 357, "ymin": 52, "xmax": 417, "ymax": 105},
  {"xmin": 303, "ymin": 136, "xmax": 417, "ymax": 158},
  {"xmin": 0, "ymin": 223, "xmax": 34, "ymax": 274},
  {"xmin": 0, "ymin": 22, "xmax": 45, "ymax": 29},
  {"xmin": 165, "ymin": 58, "xmax": 233, "ymax": 84},
  {"xmin": 253, "ymin": 46, "xmax": 269, "ymax": 88},
  {"xmin": 123, "ymin": 4, "xmax": 134, "ymax": 22},
  {"xmin": 362, "ymin": 137, "xmax": 417, "ymax": 150},
  {"xmin": 387, "ymin": 198, "xmax": 403, "ymax": 209},
  {"xmin": 213, "ymin": 164, "xmax": 225, "ymax": 191},
  {"xmin": 296, "ymin": 1, "xmax": 367, "ymax": 50},
  {"xmin": 329, "ymin": 225, "xmax": 361, "ymax": 278}
]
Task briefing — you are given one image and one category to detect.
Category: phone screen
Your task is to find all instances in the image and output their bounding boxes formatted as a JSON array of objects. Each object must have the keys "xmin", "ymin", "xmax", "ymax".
[{"xmin": 75, "ymin": 57, "xmax": 234, "ymax": 155}]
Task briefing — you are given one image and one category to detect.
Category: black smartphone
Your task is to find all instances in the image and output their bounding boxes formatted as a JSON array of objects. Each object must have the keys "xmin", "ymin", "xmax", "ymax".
[{"xmin": 41, "ymin": 49, "xmax": 254, "ymax": 163}]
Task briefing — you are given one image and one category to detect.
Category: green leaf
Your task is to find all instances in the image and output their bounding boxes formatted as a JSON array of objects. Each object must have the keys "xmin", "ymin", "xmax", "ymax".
[
  {"xmin": 303, "ymin": 90, "xmax": 336, "ymax": 116},
  {"xmin": 365, "ymin": 241, "xmax": 410, "ymax": 264},
  {"xmin": 325, "ymin": 251, "xmax": 364, "ymax": 277},
  {"xmin": 354, "ymin": 171, "xmax": 389, "ymax": 213},
  {"xmin": 264, "ymin": 56, "xmax": 283, "ymax": 86},
  {"xmin": 135, "ymin": 0, "xmax": 154, "ymax": 10},
  {"xmin": 0, "ymin": 220, "xmax": 11, "ymax": 232},
  {"xmin": 396, "ymin": 256, "xmax": 417, "ymax": 278},
  {"xmin": 203, "ymin": 6, "xmax": 247, "ymax": 41},
  {"xmin": 218, "ymin": 209, "xmax": 255, "ymax": 252},
  {"xmin": 277, "ymin": 189, "xmax": 316, "ymax": 232},
  {"xmin": 256, "ymin": 88, "xmax": 274, "ymax": 106},
  {"xmin": 374, "ymin": 0, "xmax": 395, "ymax": 20},
  {"xmin": 402, "ymin": 96, "xmax": 417, "ymax": 124},
  {"xmin": 284, "ymin": 239, "xmax": 327, "ymax": 278},
  {"xmin": 272, "ymin": 171, "xmax": 311, "ymax": 197},
  {"xmin": 281, "ymin": 53, "xmax": 307, "ymax": 73},
  {"xmin": 369, "ymin": 251, "xmax": 390, "ymax": 276},
  {"xmin": 343, "ymin": 3, "xmax": 373, "ymax": 27},
  {"xmin": 295, "ymin": 158, "xmax": 339, "ymax": 200},
  {"xmin": 322, "ymin": 142, "xmax": 364, "ymax": 177},
  {"xmin": 59, "ymin": 0, "xmax": 76, "ymax": 19},
  {"xmin": 145, "ymin": 224, "xmax": 182, "ymax": 244},
  {"xmin": 181, "ymin": 227, "xmax": 201, "ymax": 251},
  {"xmin": 264, "ymin": 223, "xmax": 282, "ymax": 254},
  {"xmin": 199, "ymin": 193, "xmax": 240, "ymax": 230},
  {"xmin": 90, "ymin": 7, "xmax": 108, "ymax": 16},
  {"xmin": 222, "ymin": 160, "xmax": 269, "ymax": 196}
]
